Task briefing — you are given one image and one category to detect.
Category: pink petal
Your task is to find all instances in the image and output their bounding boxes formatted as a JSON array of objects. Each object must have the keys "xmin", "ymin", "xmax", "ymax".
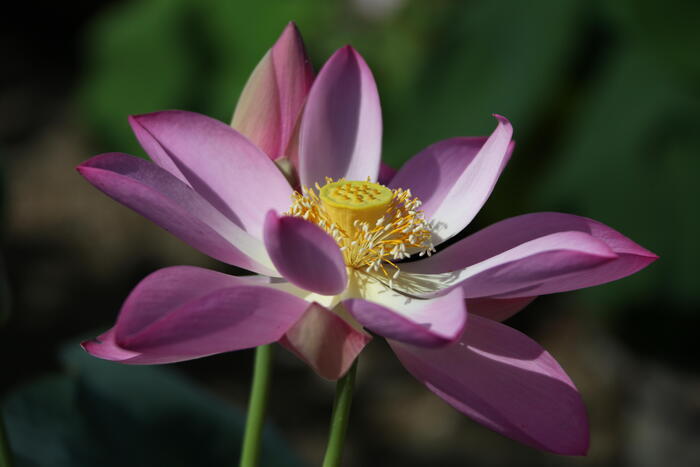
[
  {"xmin": 390, "ymin": 116, "xmax": 514, "ymax": 244},
  {"xmin": 466, "ymin": 296, "xmax": 537, "ymax": 322},
  {"xmin": 279, "ymin": 302, "xmax": 371, "ymax": 380},
  {"xmin": 390, "ymin": 313, "xmax": 589, "ymax": 455},
  {"xmin": 77, "ymin": 153, "xmax": 276, "ymax": 275},
  {"xmin": 403, "ymin": 212, "xmax": 657, "ymax": 298},
  {"xmin": 299, "ymin": 46, "xmax": 382, "ymax": 187},
  {"xmin": 403, "ymin": 231, "xmax": 617, "ymax": 298},
  {"xmin": 232, "ymin": 22, "xmax": 314, "ymax": 160},
  {"xmin": 129, "ymin": 110, "xmax": 292, "ymax": 238},
  {"xmin": 378, "ymin": 161, "xmax": 397, "ymax": 185},
  {"xmin": 263, "ymin": 211, "xmax": 347, "ymax": 295},
  {"xmin": 83, "ymin": 266, "xmax": 308, "ymax": 364},
  {"xmin": 344, "ymin": 287, "xmax": 466, "ymax": 347}
]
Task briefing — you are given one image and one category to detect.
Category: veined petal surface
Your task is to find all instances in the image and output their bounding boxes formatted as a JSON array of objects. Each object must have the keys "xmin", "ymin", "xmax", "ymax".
[
  {"xmin": 280, "ymin": 302, "xmax": 371, "ymax": 380},
  {"xmin": 77, "ymin": 153, "xmax": 276, "ymax": 275},
  {"xmin": 83, "ymin": 267, "xmax": 308, "ymax": 364},
  {"xmin": 401, "ymin": 212, "xmax": 657, "ymax": 298},
  {"xmin": 299, "ymin": 46, "xmax": 382, "ymax": 187},
  {"xmin": 390, "ymin": 116, "xmax": 513, "ymax": 244},
  {"xmin": 390, "ymin": 313, "xmax": 589, "ymax": 455},
  {"xmin": 263, "ymin": 212, "xmax": 347, "ymax": 296},
  {"xmin": 344, "ymin": 274, "xmax": 466, "ymax": 347},
  {"xmin": 129, "ymin": 110, "xmax": 292, "ymax": 237},
  {"xmin": 232, "ymin": 22, "xmax": 314, "ymax": 160}
]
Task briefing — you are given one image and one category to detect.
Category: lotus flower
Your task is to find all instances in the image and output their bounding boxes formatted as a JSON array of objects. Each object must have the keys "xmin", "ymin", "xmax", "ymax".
[{"xmin": 78, "ymin": 23, "xmax": 657, "ymax": 455}]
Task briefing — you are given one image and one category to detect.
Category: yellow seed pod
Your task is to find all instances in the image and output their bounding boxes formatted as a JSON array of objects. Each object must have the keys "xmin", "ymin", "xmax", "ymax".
[{"xmin": 319, "ymin": 180, "xmax": 392, "ymax": 234}]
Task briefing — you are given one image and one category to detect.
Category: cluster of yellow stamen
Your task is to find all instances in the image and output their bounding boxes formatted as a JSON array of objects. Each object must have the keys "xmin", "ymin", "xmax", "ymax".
[{"xmin": 287, "ymin": 178, "xmax": 435, "ymax": 286}]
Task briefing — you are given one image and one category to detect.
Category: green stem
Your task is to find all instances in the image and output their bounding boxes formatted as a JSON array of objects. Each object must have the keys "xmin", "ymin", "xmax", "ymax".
[
  {"xmin": 0, "ymin": 410, "xmax": 13, "ymax": 467},
  {"xmin": 322, "ymin": 359, "xmax": 358, "ymax": 467},
  {"xmin": 239, "ymin": 344, "xmax": 274, "ymax": 467}
]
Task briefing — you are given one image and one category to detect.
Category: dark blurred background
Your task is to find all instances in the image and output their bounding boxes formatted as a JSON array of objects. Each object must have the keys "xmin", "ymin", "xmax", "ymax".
[{"xmin": 1, "ymin": 0, "xmax": 699, "ymax": 466}]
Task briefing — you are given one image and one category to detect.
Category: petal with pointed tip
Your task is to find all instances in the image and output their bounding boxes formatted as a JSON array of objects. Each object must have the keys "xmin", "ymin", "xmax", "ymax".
[
  {"xmin": 401, "ymin": 231, "xmax": 617, "ymax": 298},
  {"xmin": 263, "ymin": 211, "xmax": 347, "ymax": 295},
  {"xmin": 232, "ymin": 22, "xmax": 314, "ymax": 159},
  {"xmin": 77, "ymin": 153, "xmax": 276, "ymax": 275},
  {"xmin": 129, "ymin": 110, "xmax": 292, "ymax": 237},
  {"xmin": 402, "ymin": 212, "xmax": 657, "ymax": 298},
  {"xmin": 390, "ymin": 314, "xmax": 589, "ymax": 455},
  {"xmin": 299, "ymin": 46, "xmax": 382, "ymax": 187},
  {"xmin": 390, "ymin": 116, "xmax": 514, "ymax": 244},
  {"xmin": 83, "ymin": 267, "xmax": 308, "ymax": 364}
]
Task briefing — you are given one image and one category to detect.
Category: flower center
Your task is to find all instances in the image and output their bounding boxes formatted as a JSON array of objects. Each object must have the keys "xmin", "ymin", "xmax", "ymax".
[
  {"xmin": 287, "ymin": 178, "xmax": 435, "ymax": 283},
  {"xmin": 319, "ymin": 180, "xmax": 393, "ymax": 234}
]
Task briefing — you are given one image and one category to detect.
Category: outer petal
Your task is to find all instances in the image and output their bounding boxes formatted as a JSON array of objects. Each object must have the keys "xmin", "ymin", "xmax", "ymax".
[
  {"xmin": 466, "ymin": 296, "xmax": 537, "ymax": 322},
  {"xmin": 400, "ymin": 231, "xmax": 617, "ymax": 298},
  {"xmin": 344, "ymin": 274, "xmax": 466, "ymax": 347},
  {"xmin": 390, "ymin": 116, "xmax": 514, "ymax": 244},
  {"xmin": 77, "ymin": 153, "xmax": 276, "ymax": 275},
  {"xmin": 390, "ymin": 313, "xmax": 589, "ymax": 455},
  {"xmin": 402, "ymin": 212, "xmax": 657, "ymax": 298},
  {"xmin": 82, "ymin": 266, "xmax": 308, "ymax": 364},
  {"xmin": 129, "ymin": 110, "xmax": 292, "ymax": 237},
  {"xmin": 263, "ymin": 211, "xmax": 347, "ymax": 295},
  {"xmin": 232, "ymin": 22, "xmax": 314, "ymax": 160},
  {"xmin": 279, "ymin": 302, "xmax": 371, "ymax": 380},
  {"xmin": 299, "ymin": 46, "xmax": 382, "ymax": 187}
]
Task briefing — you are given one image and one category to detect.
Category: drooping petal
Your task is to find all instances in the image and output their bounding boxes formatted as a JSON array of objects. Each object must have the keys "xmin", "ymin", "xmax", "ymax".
[
  {"xmin": 344, "ymin": 274, "xmax": 466, "ymax": 347},
  {"xmin": 402, "ymin": 212, "xmax": 657, "ymax": 298},
  {"xmin": 466, "ymin": 296, "xmax": 537, "ymax": 322},
  {"xmin": 279, "ymin": 302, "xmax": 372, "ymax": 380},
  {"xmin": 299, "ymin": 46, "xmax": 382, "ymax": 187},
  {"xmin": 232, "ymin": 22, "xmax": 314, "ymax": 160},
  {"xmin": 390, "ymin": 116, "xmax": 514, "ymax": 244},
  {"xmin": 83, "ymin": 266, "xmax": 309, "ymax": 364},
  {"xmin": 390, "ymin": 313, "xmax": 589, "ymax": 455},
  {"xmin": 263, "ymin": 211, "xmax": 347, "ymax": 295},
  {"xmin": 77, "ymin": 153, "xmax": 276, "ymax": 275},
  {"xmin": 129, "ymin": 110, "xmax": 292, "ymax": 237}
]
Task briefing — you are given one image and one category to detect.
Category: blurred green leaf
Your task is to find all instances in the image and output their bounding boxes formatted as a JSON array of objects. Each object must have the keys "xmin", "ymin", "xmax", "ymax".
[
  {"xmin": 2, "ymin": 345, "xmax": 303, "ymax": 467},
  {"xmin": 534, "ymin": 43, "xmax": 700, "ymax": 310},
  {"xmin": 81, "ymin": 0, "xmax": 197, "ymax": 156},
  {"xmin": 0, "ymin": 150, "xmax": 8, "ymax": 326},
  {"xmin": 385, "ymin": 0, "xmax": 584, "ymax": 165}
]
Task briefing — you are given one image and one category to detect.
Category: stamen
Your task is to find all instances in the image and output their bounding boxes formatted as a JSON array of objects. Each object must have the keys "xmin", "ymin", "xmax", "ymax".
[{"xmin": 285, "ymin": 178, "xmax": 433, "ymax": 281}]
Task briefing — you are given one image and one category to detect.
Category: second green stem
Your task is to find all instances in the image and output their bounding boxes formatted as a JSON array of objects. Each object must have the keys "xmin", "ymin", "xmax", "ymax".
[
  {"xmin": 322, "ymin": 359, "xmax": 358, "ymax": 467},
  {"xmin": 239, "ymin": 344, "xmax": 273, "ymax": 467}
]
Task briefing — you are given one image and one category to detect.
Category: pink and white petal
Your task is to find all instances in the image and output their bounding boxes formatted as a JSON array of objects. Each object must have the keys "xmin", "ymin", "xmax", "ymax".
[
  {"xmin": 299, "ymin": 46, "xmax": 382, "ymax": 187},
  {"xmin": 279, "ymin": 302, "xmax": 371, "ymax": 380},
  {"xmin": 77, "ymin": 154, "xmax": 276, "ymax": 275},
  {"xmin": 232, "ymin": 22, "xmax": 314, "ymax": 159},
  {"xmin": 263, "ymin": 212, "xmax": 347, "ymax": 295},
  {"xmin": 82, "ymin": 266, "xmax": 309, "ymax": 363},
  {"xmin": 390, "ymin": 313, "xmax": 589, "ymax": 455},
  {"xmin": 400, "ymin": 231, "xmax": 617, "ymax": 299},
  {"xmin": 129, "ymin": 110, "xmax": 292, "ymax": 237},
  {"xmin": 344, "ymin": 275, "xmax": 466, "ymax": 347},
  {"xmin": 390, "ymin": 116, "xmax": 514, "ymax": 244},
  {"xmin": 378, "ymin": 162, "xmax": 397, "ymax": 185},
  {"xmin": 403, "ymin": 212, "xmax": 657, "ymax": 298},
  {"xmin": 466, "ymin": 296, "xmax": 537, "ymax": 322}
]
